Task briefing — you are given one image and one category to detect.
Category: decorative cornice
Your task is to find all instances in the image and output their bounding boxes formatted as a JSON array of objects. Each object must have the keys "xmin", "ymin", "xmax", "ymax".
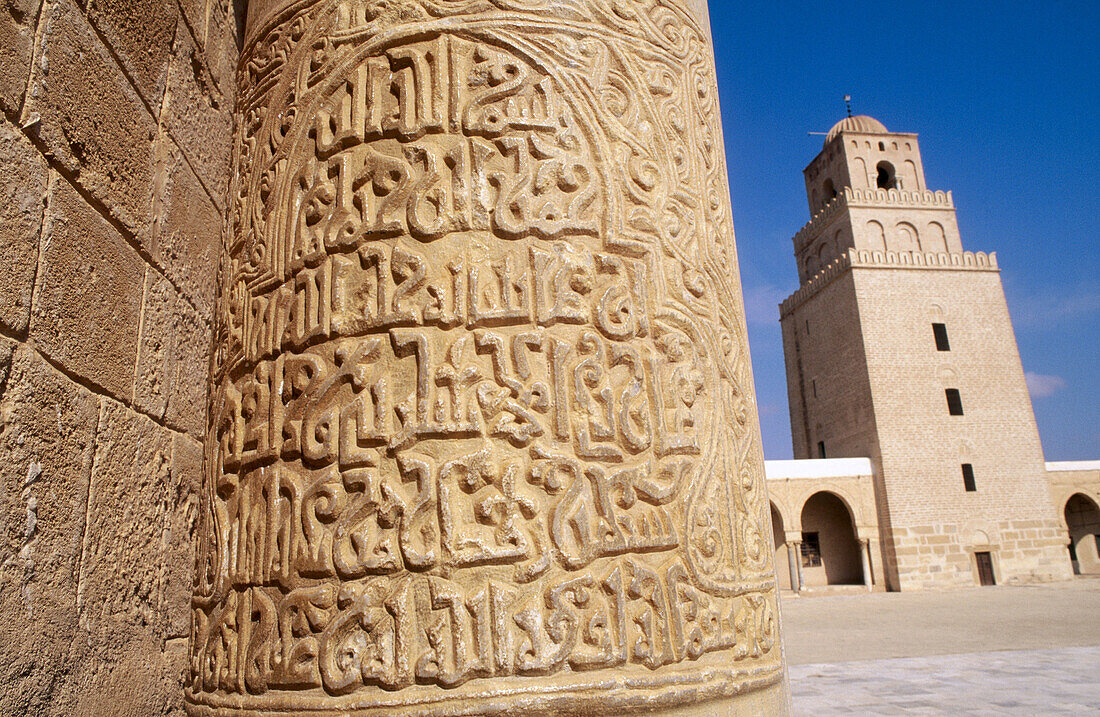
[
  {"xmin": 791, "ymin": 187, "xmax": 955, "ymax": 251},
  {"xmin": 780, "ymin": 248, "xmax": 998, "ymax": 318}
]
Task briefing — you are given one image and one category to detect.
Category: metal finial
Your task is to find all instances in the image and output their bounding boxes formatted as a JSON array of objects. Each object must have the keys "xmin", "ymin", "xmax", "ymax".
[{"xmin": 844, "ymin": 94, "xmax": 852, "ymax": 117}]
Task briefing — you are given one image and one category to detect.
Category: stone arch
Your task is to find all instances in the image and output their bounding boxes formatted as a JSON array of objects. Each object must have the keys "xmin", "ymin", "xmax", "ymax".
[
  {"xmin": 875, "ymin": 160, "xmax": 896, "ymax": 190},
  {"xmin": 904, "ymin": 159, "xmax": 919, "ymax": 190},
  {"xmin": 853, "ymin": 156, "xmax": 868, "ymax": 187},
  {"xmin": 1064, "ymin": 493, "xmax": 1100, "ymax": 575},
  {"xmin": 925, "ymin": 221, "xmax": 948, "ymax": 253},
  {"xmin": 771, "ymin": 502, "xmax": 791, "ymax": 590},
  {"xmin": 866, "ymin": 220, "xmax": 886, "ymax": 251},
  {"xmin": 822, "ymin": 178, "xmax": 837, "ymax": 205},
  {"xmin": 799, "ymin": 491, "xmax": 862, "ymax": 586},
  {"xmin": 896, "ymin": 221, "xmax": 919, "ymax": 251},
  {"xmin": 818, "ymin": 240, "xmax": 835, "ymax": 267}
]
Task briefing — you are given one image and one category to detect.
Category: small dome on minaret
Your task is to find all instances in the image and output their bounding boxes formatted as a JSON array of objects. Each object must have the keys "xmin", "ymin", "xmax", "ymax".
[{"xmin": 825, "ymin": 115, "xmax": 888, "ymax": 145}]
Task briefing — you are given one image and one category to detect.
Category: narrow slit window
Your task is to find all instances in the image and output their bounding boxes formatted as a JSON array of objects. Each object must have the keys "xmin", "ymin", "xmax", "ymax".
[
  {"xmin": 817, "ymin": 440, "xmax": 827, "ymax": 458},
  {"xmin": 933, "ymin": 323, "xmax": 950, "ymax": 351},
  {"xmin": 961, "ymin": 463, "xmax": 976, "ymax": 492},
  {"xmin": 945, "ymin": 388, "xmax": 964, "ymax": 415}
]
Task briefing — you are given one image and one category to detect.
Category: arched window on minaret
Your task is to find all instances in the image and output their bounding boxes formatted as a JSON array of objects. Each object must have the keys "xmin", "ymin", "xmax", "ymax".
[
  {"xmin": 822, "ymin": 178, "xmax": 837, "ymax": 205},
  {"xmin": 876, "ymin": 161, "xmax": 896, "ymax": 190}
]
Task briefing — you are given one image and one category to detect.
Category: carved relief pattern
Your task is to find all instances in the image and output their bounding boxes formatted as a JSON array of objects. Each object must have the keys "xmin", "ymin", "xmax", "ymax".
[{"xmin": 190, "ymin": 0, "xmax": 779, "ymax": 712}]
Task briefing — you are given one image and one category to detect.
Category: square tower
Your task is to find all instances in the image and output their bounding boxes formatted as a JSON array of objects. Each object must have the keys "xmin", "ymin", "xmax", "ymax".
[{"xmin": 779, "ymin": 115, "xmax": 1072, "ymax": 590}]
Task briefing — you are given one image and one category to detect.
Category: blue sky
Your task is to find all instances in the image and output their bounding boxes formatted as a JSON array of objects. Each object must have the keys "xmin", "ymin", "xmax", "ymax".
[{"xmin": 707, "ymin": 2, "xmax": 1099, "ymax": 460}]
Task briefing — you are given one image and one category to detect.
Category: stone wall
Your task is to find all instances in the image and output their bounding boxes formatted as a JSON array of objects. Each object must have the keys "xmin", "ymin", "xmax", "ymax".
[
  {"xmin": 851, "ymin": 265, "xmax": 1072, "ymax": 589},
  {"xmin": 0, "ymin": 1, "xmax": 237, "ymax": 713}
]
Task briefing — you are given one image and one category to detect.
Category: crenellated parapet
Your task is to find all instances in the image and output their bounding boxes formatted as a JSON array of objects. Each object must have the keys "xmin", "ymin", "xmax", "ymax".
[
  {"xmin": 792, "ymin": 187, "xmax": 954, "ymax": 251},
  {"xmin": 848, "ymin": 247, "xmax": 996, "ymax": 270},
  {"xmin": 845, "ymin": 187, "xmax": 953, "ymax": 208},
  {"xmin": 780, "ymin": 248, "xmax": 998, "ymax": 317}
]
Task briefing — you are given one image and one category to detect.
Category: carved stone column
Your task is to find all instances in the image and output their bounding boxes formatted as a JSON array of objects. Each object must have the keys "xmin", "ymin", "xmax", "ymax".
[{"xmin": 187, "ymin": 0, "xmax": 788, "ymax": 713}]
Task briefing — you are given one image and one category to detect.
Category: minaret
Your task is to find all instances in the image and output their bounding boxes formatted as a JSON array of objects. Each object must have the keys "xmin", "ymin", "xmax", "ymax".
[{"xmin": 779, "ymin": 115, "xmax": 1072, "ymax": 590}]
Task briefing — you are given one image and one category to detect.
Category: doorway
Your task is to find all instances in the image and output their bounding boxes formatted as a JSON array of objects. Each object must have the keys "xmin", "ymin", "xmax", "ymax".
[
  {"xmin": 975, "ymin": 551, "xmax": 995, "ymax": 586},
  {"xmin": 799, "ymin": 492, "xmax": 861, "ymax": 586},
  {"xmin": 1064, "ymin": 493, "xmax": 1100, "ymax": 575}
]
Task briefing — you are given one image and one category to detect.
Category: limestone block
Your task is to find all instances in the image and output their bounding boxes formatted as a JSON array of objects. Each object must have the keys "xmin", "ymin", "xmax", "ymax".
[
  {"xmin": 0, "ymin": 336, "xmax": 12, "ymax": 393},
  {"xmin": 201, "ymin": 0, "xmax": 238, "ymax": 102},
  {"xmin": 167, "ymin": 295, "xmax": 211, "ymax": 438},
  {"xmin": 177, "ymin": 0, "xmax": 209, "ymax": 47},
  {"xmin": 188, "ymin": 0, "xmax": 787, "ymax": 713},
  {"xmin": 162, "ymin": 15, "xmax": 232, "ymax": 207},
  {"xmin": 152, "ymin": 128, "xmax": 222, "ymax": 317},
  {"xmin": 0, "ymin": 0, "xmax": 40, "ymax": 112},
  {"xmin": 134, "ymin": 265, "xmax": 211, "ymax": 437},
  {"xmin": 31, "ymin": 178, "xmax": 144, "ymax": 401},
  {"xmin": 0, "ymin": 344, "xmax": 98, "ymax": 716},
  {"xmin": 79, "ymin": 399, "xmax": 172, "ymax": 638},
  {"xmin": 79, "ymin": 0, "xmax": 179, "ymax": 112},
  {"xmin": 24, "ymin": 0, "xmax": 158, "ymax": 236},
  {"xmin": 66, "ymin": 628, "xmax": 185, "ymax": 717},
  {"xmin": 165, "ymin": 434, "xmax": 202, "ymax": 639},
  {"xmin": 0, "ymin": 116, "xmax": 47, "ymax": 335}
]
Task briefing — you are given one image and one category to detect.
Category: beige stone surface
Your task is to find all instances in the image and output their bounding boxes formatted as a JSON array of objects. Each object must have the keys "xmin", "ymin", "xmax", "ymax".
[
  {"xmin": 134, "ymin": 264, "xmax": 211, "ymax": 438},
  {"xmin": 162, "ymin": 13, "xmax": 233, "ymax": 209},
  {"xmin": 188, "ymin": 0, "xmax": 786, "ymax": 713},
  {"xmin": 166, "ymin": 432, "xmax": 203, "ymax": 638},
  {"xmin": 80, "ymin": 399, "xmax": 173, "ymax": 635},
  {"xmin": 0, "ymin": 344, "xmax": 98, "ymax": 715},
  {"xmin": 31, "ymin": 177, "xmax": 145, "ymax": 400},
  {"xmin": 80, "ymin": 0, "xmax": 179, "ymax": 112},
  {"xmin": 199, "ymin": 0, "xmax": 238, "ymax": 100},
  {"xmin": 24, "ymin": 0, "xmax": 158, "ymax": 235},
  {"xmin": 0, "ymin": 115, "xmax": 47, "ymax": 335},
  {"xmin": 0, "ymin": 0, "xmax": 40, "ymax": 113},
  {"xmin": 152, "ymin": 135, "xmax": 222, "ymax": 318}
]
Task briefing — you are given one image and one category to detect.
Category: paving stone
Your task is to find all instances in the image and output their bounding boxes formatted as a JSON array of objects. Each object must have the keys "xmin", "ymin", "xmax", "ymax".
[
  {"xmin": 0, "ymin": 0, "xmax": 40, "ymax": 113},
  {"xmin": 31, "ymin": 178, "xmax": 144, "ymax": 401},
  {"xmin": 0, "ymin": 344, "xmax": 98, "ymax": 716},
  {"xmin": 0, "ymin": 116, "xmax": 47, "ymax": 335},
  {"xmin": 24, "ymin": 0, "xmax": 159, "ymax": 237},
  {"xmin": 789, "ymin": 646, "xmax": 1100, "ymax": 715}
]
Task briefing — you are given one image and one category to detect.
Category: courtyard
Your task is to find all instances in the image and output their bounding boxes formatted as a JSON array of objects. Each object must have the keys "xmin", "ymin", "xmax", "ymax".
[{"xmin": 781, "ymin": 577, "xmax": 1100, "ymax": 714}]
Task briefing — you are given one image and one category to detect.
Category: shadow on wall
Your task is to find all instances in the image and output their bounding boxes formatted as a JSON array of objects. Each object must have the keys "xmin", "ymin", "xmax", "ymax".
[{"xmin": 800, "ymin": 491, "xmax": 862, "ymax": 586}]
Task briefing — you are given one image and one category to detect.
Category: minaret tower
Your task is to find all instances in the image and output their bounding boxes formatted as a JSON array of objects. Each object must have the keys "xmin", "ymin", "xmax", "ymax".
[{"xmin": 779, "ymin": 115, "xmax": 1072, "ymax": 590}]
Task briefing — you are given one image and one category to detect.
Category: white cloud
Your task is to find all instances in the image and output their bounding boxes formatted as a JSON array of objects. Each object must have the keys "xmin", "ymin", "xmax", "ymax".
[
  {"xmin": 1025, "ymin": 372, "xmax": 1067, "ymax": 398},
  {"xmin": 1013, "ymin": 284, "xmax": 1100, "ymax": 328}
]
